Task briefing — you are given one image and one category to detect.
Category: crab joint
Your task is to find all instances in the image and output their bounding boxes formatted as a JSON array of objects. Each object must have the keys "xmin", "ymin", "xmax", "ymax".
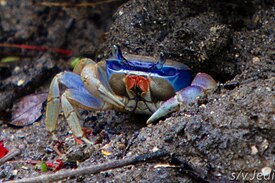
[{"xmin": 125, "ymin": 75, "xmax": 149, "ymax": 96}]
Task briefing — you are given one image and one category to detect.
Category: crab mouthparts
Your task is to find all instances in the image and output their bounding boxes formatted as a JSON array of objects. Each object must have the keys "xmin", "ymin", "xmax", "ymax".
[{"xmin": 125, "ymin": 75, "xmax": 149, "ymax": 96}]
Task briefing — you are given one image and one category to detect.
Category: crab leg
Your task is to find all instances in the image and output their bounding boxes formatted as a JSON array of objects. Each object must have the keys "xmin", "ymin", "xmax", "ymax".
[
  {"xmin": 147, "ymin": 73, "xmax": 217, "ymax": 124},
  {"xmin": 61, "ymin": 92, "xmax": 93, "ymax": 145},
  {"xmin": 45, "ymin": 73, "xmax": 61, "ymax": 139},
  {"xmin": 45, "ymin": 71, "xmax": 89, "ymax": 137},
  {"xmin": 45, "ymin": 71, "xmax": 115, "ymax": 143}
]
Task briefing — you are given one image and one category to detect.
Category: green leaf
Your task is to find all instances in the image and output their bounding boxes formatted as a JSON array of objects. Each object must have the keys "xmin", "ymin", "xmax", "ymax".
[
  {"xmin": 0, "ymin": 56, "xmax": 19, "ymax": 63},
  {"xmin": 70, "ymin": 57, "xmax": 82, "ymax": 68},
  {"xmin": 39, "ymin": 161, "xmax": 48, "ymax": 172}
]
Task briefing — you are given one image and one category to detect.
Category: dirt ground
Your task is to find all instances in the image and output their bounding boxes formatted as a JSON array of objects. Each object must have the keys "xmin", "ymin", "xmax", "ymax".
[{"xmin": 0, "ymin": 0, "xmax": 274, "ymax": 182}]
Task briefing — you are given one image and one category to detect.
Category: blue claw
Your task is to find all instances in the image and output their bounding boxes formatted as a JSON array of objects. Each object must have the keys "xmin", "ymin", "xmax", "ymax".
[
  {"xmin": 147, "ymin": 73, "xmax": 216, "ymax": 124},
  {"xmin": 146, "ymin": 97, "xmax": 180, "ymax": 124}
]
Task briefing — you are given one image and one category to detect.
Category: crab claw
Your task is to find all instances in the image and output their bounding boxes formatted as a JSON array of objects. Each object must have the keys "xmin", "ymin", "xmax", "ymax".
[{"xmin": 146, "ymin": 73, "xmax": 216, "ymax": 124}]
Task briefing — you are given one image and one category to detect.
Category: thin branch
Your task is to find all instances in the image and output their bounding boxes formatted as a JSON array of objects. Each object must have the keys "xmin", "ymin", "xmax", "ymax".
[
  {"xmin": 35, "ymin": 0, "xmax": 120, "ymax": 8},
  {"xmin": 0, "ymin": 148, "xmax": 21, "ymax": 165},
  {"xmin": 6, "ymin": 150, "xmax": 169, "ymax": 183},
  {"xmin": 0, "ymin": 43, "xmax": 72, "ymax": 56},
  {"xmin": 123, "ymin": 131, "xmax": 139, "ymax": 156}
]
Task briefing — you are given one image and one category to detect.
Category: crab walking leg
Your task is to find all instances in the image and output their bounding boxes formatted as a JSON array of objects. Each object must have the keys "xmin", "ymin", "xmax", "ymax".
[
  {"xmin": 45, "ymin": 71, "xmax": 102, "ymax": 141},
  {"xmin": 65, "ymin": 89, "xmax": 113, "ymax": 111},
  {"xmin": 61, "ymin": 92, "xmax": 92, "ymax": 145},
  {"xmin": 45, "ymin": 72, "xmax": 86, "ymax": 137},
  {"xmin": 147, "ymin": 73, "xmax": 216, "ymax": 124},
  {"xmin": 46, "ymin": 69, "xmax": 115, "ymax": 144},
  {"xmin": 45, "ymin": 74, "xmax": 61, "ymax": 139}
]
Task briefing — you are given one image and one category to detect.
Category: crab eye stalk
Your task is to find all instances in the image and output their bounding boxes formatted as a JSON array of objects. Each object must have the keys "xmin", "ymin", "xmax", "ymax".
[
  {"xmin": 155, "ymin": 52, "xmax": 166, "ymax": 69},
  {"xmin": 112, "ymin": 45, "xmax": 122, "ymax": 59},
  {"xmin": 112, "ymin": 45, "xmax": 128, "ymax": 64}
]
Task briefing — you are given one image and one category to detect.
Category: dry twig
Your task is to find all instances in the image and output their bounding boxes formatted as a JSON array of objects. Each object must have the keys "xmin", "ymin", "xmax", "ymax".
[
  {"xmin": 35, "ymin": 0, "xmax": 120, "ymax": 8},
  {"xmin": 6, "ymin": 150, "xmax": 168, "ymax": 183},
  {"xmin": 0, "ymin": 148, "xmax": 21, "ymax": 165}
]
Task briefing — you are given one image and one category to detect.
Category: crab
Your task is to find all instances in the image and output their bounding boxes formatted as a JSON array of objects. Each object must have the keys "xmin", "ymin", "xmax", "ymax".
[{"xmin": 45, "ymin": 45, "xmax": 216, "ymax": 144}]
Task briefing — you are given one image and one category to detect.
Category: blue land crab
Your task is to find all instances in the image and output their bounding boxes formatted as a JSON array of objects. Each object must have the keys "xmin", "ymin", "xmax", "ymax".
[{"xmin": 45, "ymin": 45, "xmax": 216, "ymax": 144}]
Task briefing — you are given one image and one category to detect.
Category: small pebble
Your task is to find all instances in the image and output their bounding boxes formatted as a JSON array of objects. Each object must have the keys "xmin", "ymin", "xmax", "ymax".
[
  {"xmin": 21, "ymin": 166, "xmax": 29, "ymax": 170},
  {"xmin": 251, "ymin": 145, "xmax": 258, "ymax": 155},
  {"xmin": 261, "ymin": 139, "xmax": 269, "ymax": 151},
  {"xmin": 252, "ymin": 56, "xmax": 260, "ymax": 63},
  {"xmin": 18, "ymin": 144, "xmax": 26, "ymax": 150},
  {"xmin": 12, "ymin": 170, "xmax": 18, "ymax": 175},
  {"xmin": 17, "ymin": 79, "xmax": 25, "ymax": 86},
  {"xmin": 0, "ymin": 0, "xmax": 7, "ymax": 6},
  {"xmin": 152, "ymin": 146, "xmax": 159, "ymax": 152},
  {"xmin": 118, "ymin": 10, "xmax": 123, "ymax": 16},
  {"xmin": 184, "ymin": 114, "xmax": 191, "ymax": 117},
  {"xmin": 261, "ymin": 166, "xmax": 272, "ymax": 176},
  {"xmin": 266, "ymin": 87, "xmax": 271, "ymax": 92},
  {"xmin": 14, "ymin": 66, "xmax": 20, "ymax": 73}
]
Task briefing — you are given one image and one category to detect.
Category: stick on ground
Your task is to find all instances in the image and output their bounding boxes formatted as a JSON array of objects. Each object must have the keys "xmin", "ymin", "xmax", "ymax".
[
  {"xmin": 6, "ymin": 150, "xmax": 169, "ymax": 183},
  {"xmin": 0, "ymin": 148, "xmax": 21, "ymax": 166}
]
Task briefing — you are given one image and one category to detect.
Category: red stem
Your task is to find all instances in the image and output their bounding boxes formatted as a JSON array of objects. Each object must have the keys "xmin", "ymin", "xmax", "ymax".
[{"xmin": 0, "ymin": 43, "xmax": 73, "ymax": 56}]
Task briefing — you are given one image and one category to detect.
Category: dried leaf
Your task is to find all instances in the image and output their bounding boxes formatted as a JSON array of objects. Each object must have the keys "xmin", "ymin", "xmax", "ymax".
[
  {"xmin": 101, "ymin": 149, "xmax": 112, "ymax": 156},
  {"xmin": 101, "ymin": 143, "xmax": 112, "ymax": 156},
  {"xmin": 9, "ymin": 93, "xmax": 48, "ymax": 127}
]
